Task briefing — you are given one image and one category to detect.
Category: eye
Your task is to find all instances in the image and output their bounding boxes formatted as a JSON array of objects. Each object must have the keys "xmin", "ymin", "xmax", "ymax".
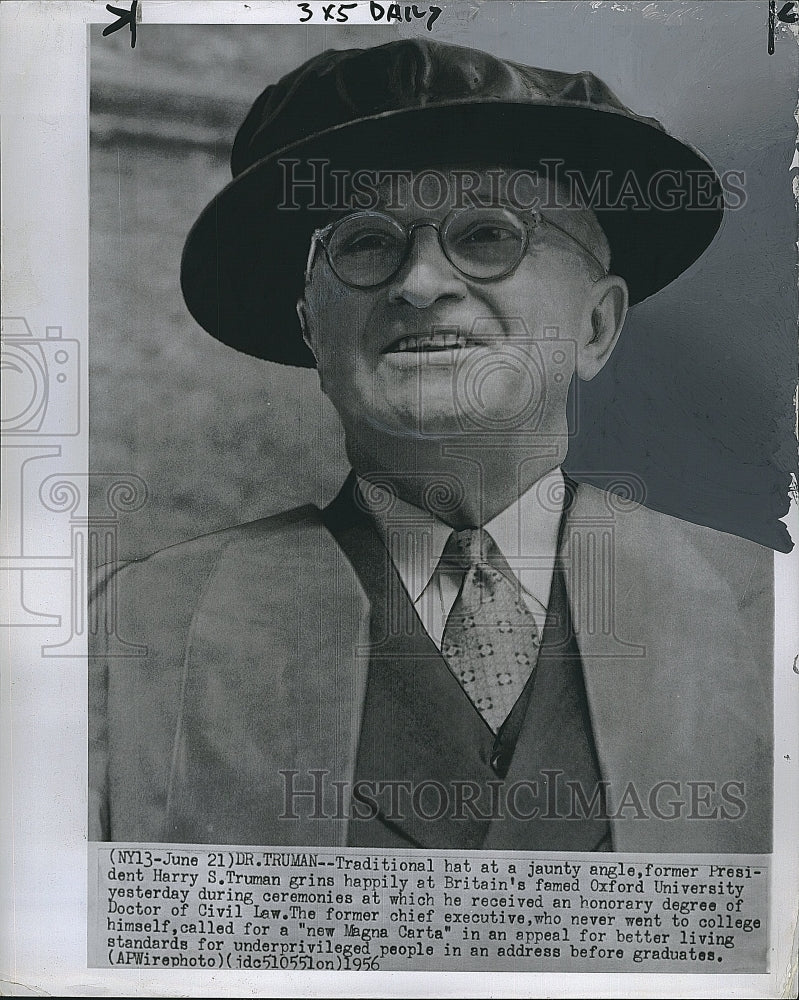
[
  {"xmin": 337, "ymin": 230, "xmax": 399, "ymax": 255},
  {"xmin": 456, "ymin": 224, "xmax": 518, "ymax": 245}
]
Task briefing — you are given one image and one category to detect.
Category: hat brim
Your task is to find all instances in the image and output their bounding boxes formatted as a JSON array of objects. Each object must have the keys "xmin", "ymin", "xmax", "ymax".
[{"xmin": 181, "ymin": 100, "xmax": 723, "ymax": 366}]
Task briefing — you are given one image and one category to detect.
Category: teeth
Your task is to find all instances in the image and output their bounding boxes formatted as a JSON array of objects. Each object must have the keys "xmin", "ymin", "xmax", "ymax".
[{"xmin": 392, "ymin": 331, "xmax": 468, "ymax": 352}]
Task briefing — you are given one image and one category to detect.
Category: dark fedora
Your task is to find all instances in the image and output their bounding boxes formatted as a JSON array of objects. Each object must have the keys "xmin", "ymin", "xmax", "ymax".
[{"xmin": 181, "ymin": 39, "xmax": 723, "ymax": 367}]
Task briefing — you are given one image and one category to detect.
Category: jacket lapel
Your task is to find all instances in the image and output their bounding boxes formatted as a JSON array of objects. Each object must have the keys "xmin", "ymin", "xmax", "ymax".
[
  {"xmin": 168, "ymin": 508, "xmax": 372, "ymax": 845},
  {"xmin": 562, "ymin": 484, "xmax": 773, "ymax": 852}
]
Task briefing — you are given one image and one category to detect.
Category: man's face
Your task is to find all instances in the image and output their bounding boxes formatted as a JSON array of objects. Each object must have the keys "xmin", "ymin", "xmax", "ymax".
[{"xmin": 301, "ymin": 169, "xmax": 625, "ymax": 451}]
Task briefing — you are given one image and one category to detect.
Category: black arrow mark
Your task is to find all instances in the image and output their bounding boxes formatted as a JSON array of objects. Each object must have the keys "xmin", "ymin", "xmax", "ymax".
[
  {"xmin": 102, "ymin": 0, "xmax": 138, "ymax": 49},
  {"xmin": 770, "ymin": 0, "xmax": 798, "ymax": 54}
]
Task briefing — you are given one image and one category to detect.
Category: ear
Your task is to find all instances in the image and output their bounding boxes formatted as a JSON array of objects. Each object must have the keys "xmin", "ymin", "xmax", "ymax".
[
  {"xmin": 296, "ymin": 297, "xmax": 318, "ymax": 364},
  {"xmin": 576, "ymin": 275, "xmax": 628, "ymax": 381}
]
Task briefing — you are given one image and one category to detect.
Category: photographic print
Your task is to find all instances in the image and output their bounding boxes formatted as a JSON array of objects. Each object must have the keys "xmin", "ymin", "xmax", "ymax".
[{"xmin": 3, "ymin": 1, "xmax": 798, "ymax": 994}]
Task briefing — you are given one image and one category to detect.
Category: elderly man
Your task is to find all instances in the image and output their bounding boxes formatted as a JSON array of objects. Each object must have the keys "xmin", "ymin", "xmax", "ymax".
[{"xmin": 90, "ymin": 39, "xmax": 772, "ymax": 853}]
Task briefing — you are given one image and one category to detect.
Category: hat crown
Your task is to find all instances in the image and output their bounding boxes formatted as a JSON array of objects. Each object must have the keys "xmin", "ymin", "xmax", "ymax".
[{"xmin": 231, "ymin": 39, "xmax": 660, "ymax": 177}]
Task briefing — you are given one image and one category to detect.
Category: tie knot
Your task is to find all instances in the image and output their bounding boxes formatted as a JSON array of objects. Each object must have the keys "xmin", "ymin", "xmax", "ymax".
[{"xmin": 444, "ymin": 526, "xmax": 497, "ymax": 570}]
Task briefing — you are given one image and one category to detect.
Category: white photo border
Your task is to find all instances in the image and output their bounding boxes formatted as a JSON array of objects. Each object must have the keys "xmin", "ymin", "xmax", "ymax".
[{"xmin": 1, "ymin": 2, "xmax": 797, "ymax": 996}]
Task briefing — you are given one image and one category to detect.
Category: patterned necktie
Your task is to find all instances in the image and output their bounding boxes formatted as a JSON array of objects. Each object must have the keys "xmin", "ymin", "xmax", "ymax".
[{"xmin": 439, "ymin": 527, "xmax": 541, "ymax": 733}]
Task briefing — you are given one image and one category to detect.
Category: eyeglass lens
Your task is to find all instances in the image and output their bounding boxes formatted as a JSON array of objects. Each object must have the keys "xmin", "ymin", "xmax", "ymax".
[{"xmin": 324, "ymin": 207, "xmax": 528, "ymax": 287}]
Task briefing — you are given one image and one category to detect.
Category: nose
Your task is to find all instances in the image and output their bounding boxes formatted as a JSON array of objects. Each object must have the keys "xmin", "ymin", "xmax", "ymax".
[{"xmin": 387, "ymin": 224, "xmax": 467, "ymax": 309}]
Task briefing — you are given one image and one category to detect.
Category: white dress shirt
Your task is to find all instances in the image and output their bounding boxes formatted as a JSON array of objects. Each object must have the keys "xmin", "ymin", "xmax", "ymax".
[{"xmin": 358, "ymin": 466, "xmax": 566, "ymax": 649}]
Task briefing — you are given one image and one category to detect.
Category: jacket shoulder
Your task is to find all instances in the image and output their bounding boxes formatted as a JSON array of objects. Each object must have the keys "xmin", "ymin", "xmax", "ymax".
[
  {"xmin": 93, "ymin": 503, "xmax": 322, "ymax": 599},
  {"xmin": 134, "ymin": 502, "xmax": 323, "ymax": 566},
  {"xmin": 569, "ymin": 482, "xmax": 773, "ymax": 600},
  {"xmin": 89, "ymin": 502, "xmax": 330, "ymax": 672}
]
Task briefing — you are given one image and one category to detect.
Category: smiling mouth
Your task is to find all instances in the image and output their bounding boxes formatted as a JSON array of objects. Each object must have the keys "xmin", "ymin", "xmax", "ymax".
[{"xmin": 385, "ymin": 331, "xmax": 489, "ymax": 353}]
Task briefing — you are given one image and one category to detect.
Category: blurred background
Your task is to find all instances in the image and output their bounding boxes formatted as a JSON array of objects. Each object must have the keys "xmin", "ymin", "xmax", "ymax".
[{"xmin": 90, "ymin": 3, "xmax": 798, "ymax": 558}]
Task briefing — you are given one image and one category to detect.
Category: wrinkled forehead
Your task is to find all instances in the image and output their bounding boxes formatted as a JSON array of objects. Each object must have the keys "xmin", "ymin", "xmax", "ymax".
[{"xmin": 364, "ymin": 166, "xmax": 575, "ymax": 214}]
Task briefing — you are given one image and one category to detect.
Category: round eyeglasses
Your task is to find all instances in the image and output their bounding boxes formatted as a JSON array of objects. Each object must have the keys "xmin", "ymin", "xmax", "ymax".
[{"xmin": 305, "ymin": 206, "xmax": 608, "ymax": 289}]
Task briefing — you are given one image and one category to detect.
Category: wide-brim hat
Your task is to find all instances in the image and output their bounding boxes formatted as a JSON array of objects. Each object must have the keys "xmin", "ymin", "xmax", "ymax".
[{"xmin": 181, "ymin": 39, "xmax": 724, "ymax": 367}]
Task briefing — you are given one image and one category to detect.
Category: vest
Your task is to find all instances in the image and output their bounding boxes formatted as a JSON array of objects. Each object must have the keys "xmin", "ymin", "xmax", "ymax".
[{"xmin": 323, "ymin": 478, "xmax": 612, "ymax": 851}]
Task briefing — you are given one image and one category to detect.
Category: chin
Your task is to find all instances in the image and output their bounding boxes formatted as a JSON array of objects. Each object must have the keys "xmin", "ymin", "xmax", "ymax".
[
  {"xmin": 389, "ymin": 406, "xmax": 466, "ymax": 439},
  {"xmin": 343, "ymin": 405, "xmax": 460, "ymax": 447}
]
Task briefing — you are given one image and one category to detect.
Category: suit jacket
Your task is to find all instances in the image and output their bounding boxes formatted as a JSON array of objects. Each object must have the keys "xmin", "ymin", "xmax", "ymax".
[{"xmin": 89, "ymin": 479, "xmax": 773, "ymax": 852}]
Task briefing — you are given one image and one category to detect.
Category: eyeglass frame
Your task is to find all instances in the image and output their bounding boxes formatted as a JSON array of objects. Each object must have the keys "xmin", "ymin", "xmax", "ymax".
[{"xmin": 303, "ymin": 204, "xmax": 609, "ymax": 289}]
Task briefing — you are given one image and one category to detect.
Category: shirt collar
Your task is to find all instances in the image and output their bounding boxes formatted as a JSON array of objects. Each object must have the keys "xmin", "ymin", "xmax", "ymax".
[{"xmin": 357, "ymin": 466, "xmax": 566, "ymax": 607}]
